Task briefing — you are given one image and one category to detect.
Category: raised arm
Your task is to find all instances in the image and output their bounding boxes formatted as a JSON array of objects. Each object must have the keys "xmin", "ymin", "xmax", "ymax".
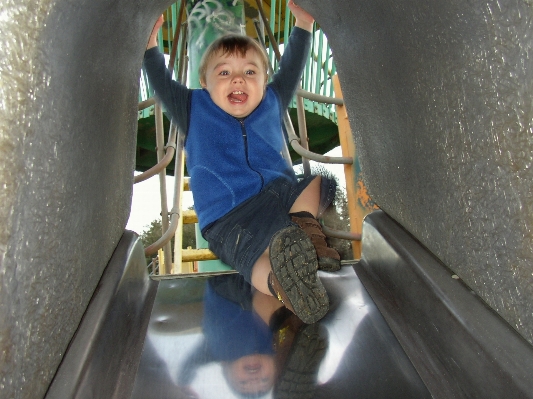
[
  {"xmin": 143, "ymin": 15, "xmax": 190, "ymax": 133},
  {"xmin": 268, "ymin": 1, "xmax": 314, "ymax": 109}
]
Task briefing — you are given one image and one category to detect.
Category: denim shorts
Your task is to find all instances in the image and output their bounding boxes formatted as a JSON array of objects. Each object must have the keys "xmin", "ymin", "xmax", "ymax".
[{"xmin": 202, "ymin": 175, "xmax": 336, "ymax": 283}]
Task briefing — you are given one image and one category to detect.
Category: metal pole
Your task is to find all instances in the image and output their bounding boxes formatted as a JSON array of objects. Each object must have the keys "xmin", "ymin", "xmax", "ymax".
[
  {"xmin": 297, "ymin": 94, "xmax": 311, "ymax": 176},
  {"xmin": 154, "ymin": 103, "xmax": 172, "ymax": 274}
]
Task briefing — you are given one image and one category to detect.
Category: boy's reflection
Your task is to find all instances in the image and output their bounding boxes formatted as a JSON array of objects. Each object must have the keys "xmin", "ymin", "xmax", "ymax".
[
  {"xmin": 178, "ymin": 274, "xmax": 327, "ymax": 398},
  {"xmin": 203, "ymin": 274, "xmax": 276, "ymax": 396}
]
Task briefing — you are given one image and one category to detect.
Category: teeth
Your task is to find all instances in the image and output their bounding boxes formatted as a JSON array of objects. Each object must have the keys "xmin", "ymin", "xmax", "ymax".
[{"xmin": 232, "ymin": 91, "xmax": 244, "ymax": 94}]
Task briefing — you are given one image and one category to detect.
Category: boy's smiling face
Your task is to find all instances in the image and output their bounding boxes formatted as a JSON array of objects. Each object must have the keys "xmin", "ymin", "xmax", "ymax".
[{"xmin": 200, "ymin": 48, "xmax": 267, "ymax": 119}]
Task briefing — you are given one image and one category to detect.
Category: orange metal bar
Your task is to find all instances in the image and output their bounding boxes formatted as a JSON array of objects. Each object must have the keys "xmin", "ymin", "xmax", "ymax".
[{"xmin": 333, "ymin": 75, "xmax": 378, "ymax": 259}]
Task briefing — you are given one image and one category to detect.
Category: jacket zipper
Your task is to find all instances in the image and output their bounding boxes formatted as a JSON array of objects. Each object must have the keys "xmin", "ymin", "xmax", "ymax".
[{"xmin": 239, "ymin": 119, "xmax": 265, "ymax": 189}]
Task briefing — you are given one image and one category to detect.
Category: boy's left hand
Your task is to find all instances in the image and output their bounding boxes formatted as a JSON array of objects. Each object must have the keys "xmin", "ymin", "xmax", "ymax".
[{"xmin": 288, "ymin": 0, "xmax": 315, "ymax": 32}]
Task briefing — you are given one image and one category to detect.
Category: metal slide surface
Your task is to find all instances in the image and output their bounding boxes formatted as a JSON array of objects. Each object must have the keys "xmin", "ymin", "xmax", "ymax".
[{"xmin": 130, "ymin": 266, "xmax": 430, "ymax": 399}]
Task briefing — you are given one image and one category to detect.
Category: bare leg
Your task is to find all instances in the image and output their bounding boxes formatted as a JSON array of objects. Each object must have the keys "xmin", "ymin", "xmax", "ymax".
[
  {"xmin": 289, "ymin": 176, "xmax": 321, "ymax": 217},
  {"xmin": 251, "ymin": 249, "xmax": 272, "ymax": 296},
  {"xmin": 252, "ymin": 289, "xmax": 283, "ymax": 325},
  {"xmin": 248, "ymin": 176, "xmax": 332, "ymax": 324},
  {"xmin": 251, "ymin": 176, "xmax": 323, "ymax": 296}
]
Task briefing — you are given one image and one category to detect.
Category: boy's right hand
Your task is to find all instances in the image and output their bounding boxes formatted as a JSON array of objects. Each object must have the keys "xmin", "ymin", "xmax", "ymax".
[{"xmin": 146, "ymin": 15, "xmax": 164, "ymax": 50}]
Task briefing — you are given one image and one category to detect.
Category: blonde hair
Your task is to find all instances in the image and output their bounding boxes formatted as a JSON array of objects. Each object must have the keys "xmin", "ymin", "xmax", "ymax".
[{"xmin": 199, "ymin": 34, "xmax": 269, "ymax": 84}]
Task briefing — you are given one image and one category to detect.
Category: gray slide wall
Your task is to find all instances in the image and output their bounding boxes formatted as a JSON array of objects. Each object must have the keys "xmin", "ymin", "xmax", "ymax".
[
  {"xmin": 0, "ymin": 0, "xmax": 167, "ymax": 397},
  {"xmin": 300, "ymin": 0, "xmax": 533, "ymax": 345}
]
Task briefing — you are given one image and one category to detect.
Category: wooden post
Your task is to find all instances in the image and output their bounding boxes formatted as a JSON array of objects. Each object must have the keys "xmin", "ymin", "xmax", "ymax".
[
  {"xmin": 172, "ymin": 153, "xmax": 186, "ymax": 274},
  {"xmin": 158, "ymin": 249, "xmax": 165, "ymax": 275},
  {"xmin": 333, "ymin": 75, "xmax": 378, "ymax": 259}
]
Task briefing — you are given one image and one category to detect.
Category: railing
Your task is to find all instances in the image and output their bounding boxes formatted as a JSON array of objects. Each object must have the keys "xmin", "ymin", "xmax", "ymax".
[
  {"xmin": 138, "ymin": 1, "xmax": 338, "ymax": 123},
  {"xmin": 250, "ymin": 12, "xmax": 351, "ymax": 168},
  {"xmin": 256, "ymin": 0, "xmax": 338, "ymax": 123}
]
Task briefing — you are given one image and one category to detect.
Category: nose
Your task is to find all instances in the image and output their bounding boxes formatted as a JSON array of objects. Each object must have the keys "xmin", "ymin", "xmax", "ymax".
[{"xmin": 232, "ymin": 74, "xmax": 244, "ymax": 84}]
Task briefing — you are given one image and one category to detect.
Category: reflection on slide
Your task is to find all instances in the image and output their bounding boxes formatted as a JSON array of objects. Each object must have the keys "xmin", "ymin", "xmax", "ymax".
[{"xmin": 131, "ymin": 268, "xmax": 429, "ymax": 399}]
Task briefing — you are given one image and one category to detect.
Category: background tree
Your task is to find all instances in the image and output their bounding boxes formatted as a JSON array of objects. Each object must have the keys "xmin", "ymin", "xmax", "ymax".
[
  {"xmin": 296, "ymin": 164, "xmax": 354, "ymax": 260},
  {"xmin": 140, "ymin": 206, "xmax": 197, "ymax": 271},
  {"xmin": 322, "ymin": 183, "xmax": 353, "ymax": 260}
]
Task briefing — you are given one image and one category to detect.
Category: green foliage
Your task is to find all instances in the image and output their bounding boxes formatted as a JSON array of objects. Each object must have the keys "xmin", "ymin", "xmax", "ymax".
[
  {"xmin": 140, "ymin": 208, "xmax": 197, "ymax": 270},
  {"xmin": 322, "ymin": 185, "xmax": 353, "ymax": 260},
  {"xmin": 140, "ymin": 219, "xmax": 167, "ymax": 249},
  {"xmin": 140, "ymin": 207, "xmax": 197, "ymax": 249},
  {"xmin": 298, "ymin": 164, "xmax": 353, "ymax": 260},
  {"xmin": 182, "ymin": 223, "xmax": 197, "ymax": 249}
]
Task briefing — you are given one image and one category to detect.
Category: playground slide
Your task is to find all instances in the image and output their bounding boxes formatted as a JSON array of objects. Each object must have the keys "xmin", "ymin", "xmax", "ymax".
[
  {"xmin": 40, "ymin": 225, "xmax": 432, "ymax": 398},
  {"xmin": 129, "ymin": 268, "xmax": 430, "ymax": 399},
  {"xmin": 44, "ymin": 212, "xmax": 533, "ymax": 399}
]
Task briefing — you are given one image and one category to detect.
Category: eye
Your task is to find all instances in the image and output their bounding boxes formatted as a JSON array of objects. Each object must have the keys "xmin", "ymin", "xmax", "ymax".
[
  {"xmin": 219, "ymin": 70, "xmax": 229, "ymax": 76},
  {"xmin": 245, "ymin": 70, "xmax": 256, "ymax": 75}
]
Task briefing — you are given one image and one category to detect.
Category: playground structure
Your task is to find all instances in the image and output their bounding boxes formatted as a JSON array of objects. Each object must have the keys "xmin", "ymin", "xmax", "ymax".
[
  {"xmin": 1, "ymin": 0, "xmax": 533, "ymax": 398},
  {"xmin": 135, "ymin": 0, "xmax": 362, "ymax": 276}
]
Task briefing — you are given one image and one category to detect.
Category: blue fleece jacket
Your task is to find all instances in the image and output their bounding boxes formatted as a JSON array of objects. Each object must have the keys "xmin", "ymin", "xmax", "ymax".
[
  {"xmin": 186, "ymin": 87, "xmax": 296, "ymax": 230},
  {"xmin": 143, "ymin": 28, "xmax": 311, "ymax": 230}
]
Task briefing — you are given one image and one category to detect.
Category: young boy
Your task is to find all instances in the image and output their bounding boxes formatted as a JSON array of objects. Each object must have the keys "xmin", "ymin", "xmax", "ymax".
[{"xmin": 143, "ymin": 0, "xmax": 340, "ymax": 323}]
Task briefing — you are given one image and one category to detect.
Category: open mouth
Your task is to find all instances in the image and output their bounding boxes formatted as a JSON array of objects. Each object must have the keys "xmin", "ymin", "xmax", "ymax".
[
  {"xmin": 228, "ymin": 90, "xmax": 248, "ymax": 103},
  {"xmin": 243, "ymin": 363, "xmax": 262, "ymax": 373}
]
